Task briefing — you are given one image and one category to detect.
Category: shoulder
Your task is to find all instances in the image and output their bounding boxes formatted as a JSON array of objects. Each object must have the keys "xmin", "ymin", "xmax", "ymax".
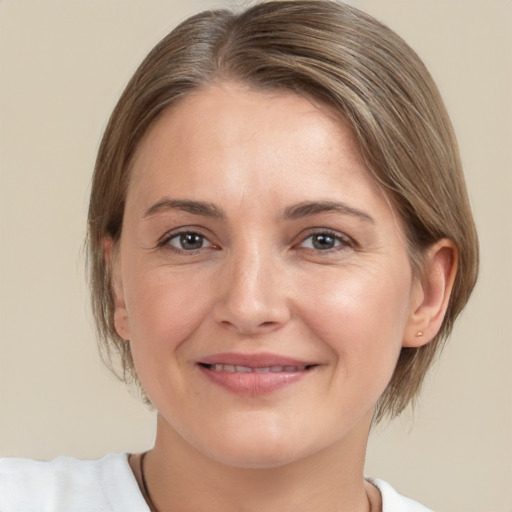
[
  {"xmin": 369, "ymin": 478, "xmax": 433, "ymax": 512},
  {"xmin": 0, "ymin": 452, "xmax": 149, "ymax": 512}
]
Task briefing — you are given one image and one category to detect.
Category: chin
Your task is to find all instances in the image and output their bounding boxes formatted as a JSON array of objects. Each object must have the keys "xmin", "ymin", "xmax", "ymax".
[
  {"xmin": 194, "ymin": 425, "xmax": 316, "ymax": 470},
  {"xmin": 207, "ymin": 444, "xmax": 304, "ymax": 470}
]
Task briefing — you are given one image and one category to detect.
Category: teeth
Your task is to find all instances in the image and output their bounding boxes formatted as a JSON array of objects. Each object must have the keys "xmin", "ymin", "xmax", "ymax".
[{"xmin": 207, "ymin": 364, "xmax": 307, "ymax": 373}]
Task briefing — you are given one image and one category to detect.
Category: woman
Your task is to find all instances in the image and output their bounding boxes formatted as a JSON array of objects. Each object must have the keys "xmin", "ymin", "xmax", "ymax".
[{"xmin": 0, "ymin": 1, "xmax": 478, "ymax": 511}]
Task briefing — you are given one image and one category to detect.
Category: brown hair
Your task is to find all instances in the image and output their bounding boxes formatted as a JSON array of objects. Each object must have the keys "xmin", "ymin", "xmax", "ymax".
[{"xmin": 87, "ymin": 0, "xmax": 479, "ymax": 420}]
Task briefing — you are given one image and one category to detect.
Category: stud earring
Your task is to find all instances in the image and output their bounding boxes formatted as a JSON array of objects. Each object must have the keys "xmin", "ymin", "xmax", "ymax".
[{"xmin": 416, "ymin": 331, "xmax": 424, "ymax": 337}]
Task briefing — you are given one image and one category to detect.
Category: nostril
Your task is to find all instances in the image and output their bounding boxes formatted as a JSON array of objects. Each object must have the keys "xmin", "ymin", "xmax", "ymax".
[{"xmin": 213, "ymin": 287, "xmax": 291, "ymax": 335}]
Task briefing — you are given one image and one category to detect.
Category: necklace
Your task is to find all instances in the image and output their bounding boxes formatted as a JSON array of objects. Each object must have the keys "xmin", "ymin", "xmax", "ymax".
[
  {"xmin": 139, "ymin": 451, "xmax": 377, "ymax": 512},
  {"xmin": 140, "ymin": 451, "xmax": 159, "ymax": 512}
]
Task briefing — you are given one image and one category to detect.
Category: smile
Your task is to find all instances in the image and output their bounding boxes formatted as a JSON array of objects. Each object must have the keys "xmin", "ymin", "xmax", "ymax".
[
  {"xmin": 202, "ymin": 364, "xmax": 309, "ymax": 373},
  {"xmin": 197, "ymin": 353, "xmax": 317, "ymax": 396}
]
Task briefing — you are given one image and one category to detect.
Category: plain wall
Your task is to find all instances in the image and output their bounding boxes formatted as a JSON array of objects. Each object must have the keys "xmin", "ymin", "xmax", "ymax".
[{"xmin": 0, "ymin": 1, "xmax": 510, "ymax": 511}]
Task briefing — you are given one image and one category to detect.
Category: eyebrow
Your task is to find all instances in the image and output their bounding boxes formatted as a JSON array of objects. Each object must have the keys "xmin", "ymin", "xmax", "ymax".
[
  {"xmin": 143, "ymin": 198, "xmax": 225, "ymax": 219},
  {"xmin": 282, "ymin": 201, "xmax": 374, "ymax": 223},
  {"xmin": 142, "ymin": 198, "xmax": 374, "ymax": 223}
]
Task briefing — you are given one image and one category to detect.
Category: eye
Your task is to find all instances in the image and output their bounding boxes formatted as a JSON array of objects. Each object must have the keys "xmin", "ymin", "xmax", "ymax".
[
  {"xmin": 299, "ymin": 231, "xmax": 351, "ymax": 251},
  {"xmin": 166, "ymin": 231, "xmax": 212, "ymax": 252}
]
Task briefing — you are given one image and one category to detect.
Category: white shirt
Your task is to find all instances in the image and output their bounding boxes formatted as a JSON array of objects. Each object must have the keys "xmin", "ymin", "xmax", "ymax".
[{"xmin": 0, "ymin": 453, "xmax": 432, "ymax": 511}]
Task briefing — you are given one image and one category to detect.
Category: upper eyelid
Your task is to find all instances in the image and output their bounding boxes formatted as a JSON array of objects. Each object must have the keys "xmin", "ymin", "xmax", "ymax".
[
  {"xmin": 297, "ymin": 227, "xmax": 354, "ymax": 244},
  {"xmin": 298, "ymin": 235, "xmax": 352, "ymax": 250},
  {"xmin": 154, "ymin": 226, "xmax": 355, "ymax": 249},
  {"xmin": 168, "ymin": 232, "xmax": 213, "ymax": 251},
  {"xmin": 156, "ymin": 230, "xmax": 217, "ymax": 255},
  {"xmin": 157, "ymin": 226, "xmax": 212, "ymax": 244}
]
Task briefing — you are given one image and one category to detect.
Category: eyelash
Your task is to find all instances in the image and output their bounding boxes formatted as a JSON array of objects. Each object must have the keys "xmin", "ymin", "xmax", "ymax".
[
  {"xmin": 157, "ymin": 229, "xmax": 214, "ymax": 254},
  {"xmin": 156, "ymin": 228, "xmax": 354, "ymax": 255},
  {"xmin": 297, "ymin": 229, "xmax": 354, "ymax": 253}
]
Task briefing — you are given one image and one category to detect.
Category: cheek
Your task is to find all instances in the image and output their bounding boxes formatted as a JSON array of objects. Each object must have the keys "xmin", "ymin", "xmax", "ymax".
[
  {"xmin": 297, "ymin": 263, "xmax": 412, "ymax": 373},
  {"xmin": 123, "ymin": 266, "xmax": 213, "ymax": 356},
  {"xmin": 121, "ymin": 267, "xmax": 217, "ymax": 409}
]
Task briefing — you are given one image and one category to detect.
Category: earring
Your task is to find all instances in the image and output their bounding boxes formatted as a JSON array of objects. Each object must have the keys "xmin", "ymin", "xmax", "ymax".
[{"xmin": 416, "ymin": 331, "xmax": 424, "ymax": 337}]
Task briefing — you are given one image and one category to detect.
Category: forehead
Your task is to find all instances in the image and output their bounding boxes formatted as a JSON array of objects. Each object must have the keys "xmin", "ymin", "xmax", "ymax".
[
  {"xmin": 128, "ymin": 82, "xmax": 382, "ymax": 202},
  {"xmin": 122, "ymin": 81, "xmax": 409, "ymax": 258}
]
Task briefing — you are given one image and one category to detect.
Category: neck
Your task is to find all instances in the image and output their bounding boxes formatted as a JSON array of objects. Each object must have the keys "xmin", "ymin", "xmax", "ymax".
[{"xmin": 139, "ymin": 412, "xmax": 376, "ymax": 512}]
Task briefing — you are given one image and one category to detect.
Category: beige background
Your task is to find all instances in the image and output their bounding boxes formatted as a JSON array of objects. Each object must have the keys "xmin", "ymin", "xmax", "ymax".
[{"xmin": 0, "ymin": 1, "xmax": 510, "ymax": 511}]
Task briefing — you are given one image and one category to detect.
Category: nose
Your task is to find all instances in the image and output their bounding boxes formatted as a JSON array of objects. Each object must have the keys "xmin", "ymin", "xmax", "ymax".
[{"xmin": 212, "ymin": 245, "xmax": 292, "ymax": 336}]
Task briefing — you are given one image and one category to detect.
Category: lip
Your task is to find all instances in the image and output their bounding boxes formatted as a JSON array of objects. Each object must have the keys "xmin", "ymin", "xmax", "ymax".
[
  {"xmin": 197, "ymin": 352, "xmax": 317, "ymax": 397},
  {"xmin": 199, "ymin": 352, "xmax": 315, "ymax": 368}
]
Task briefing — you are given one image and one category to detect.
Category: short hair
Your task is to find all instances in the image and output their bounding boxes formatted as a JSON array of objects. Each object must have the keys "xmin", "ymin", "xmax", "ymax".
[{"xmin": 87, "ymin": 0, "xmax": 479, "ymax": 421}]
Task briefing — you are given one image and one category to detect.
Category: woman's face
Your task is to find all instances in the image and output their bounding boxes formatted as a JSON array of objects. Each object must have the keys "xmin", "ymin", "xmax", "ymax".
[{"xmin": 112, "ymin": 82, "xmax": 422, "ymax": 468}]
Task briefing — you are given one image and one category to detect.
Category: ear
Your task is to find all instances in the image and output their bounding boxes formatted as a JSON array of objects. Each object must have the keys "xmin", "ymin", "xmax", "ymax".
[
  {"xmin": 103, "ymin": 237, "xmax": 130, "ymax": 341},
  {"xmin": 403, "ymin": 239, "xmax": 458, "ymax": 347}
]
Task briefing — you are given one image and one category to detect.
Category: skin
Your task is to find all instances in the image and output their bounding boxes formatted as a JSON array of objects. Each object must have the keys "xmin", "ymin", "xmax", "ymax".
[{"xmin": 109, "ymin": 82, "xmax": 456, "ymax": 511}]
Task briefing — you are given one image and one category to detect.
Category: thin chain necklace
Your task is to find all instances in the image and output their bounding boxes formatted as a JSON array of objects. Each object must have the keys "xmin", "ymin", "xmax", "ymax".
[
  {"xmin": 140, "ymin": 451, "xmax": 159, "ymax": 512},
  {"xmin": 139, "ymin": 451, "xmax": 377, "ymax": 512}
]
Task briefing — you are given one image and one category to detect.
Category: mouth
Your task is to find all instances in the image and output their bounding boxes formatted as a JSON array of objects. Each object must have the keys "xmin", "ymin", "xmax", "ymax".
[
  {"xmin": 199, "ymin": 363, "xmax": 314, "ymax": 373},
  {"xmin": 197, "ymin": 353, "xmax": 318, "ymax": 396}
]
